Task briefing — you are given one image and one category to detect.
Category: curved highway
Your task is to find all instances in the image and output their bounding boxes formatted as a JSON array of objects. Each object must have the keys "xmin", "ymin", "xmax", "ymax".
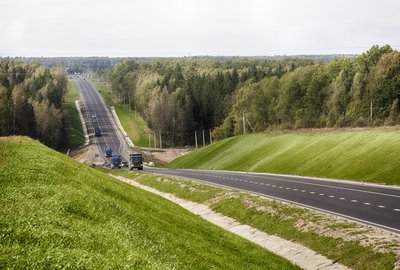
[
  {"xmin": 146, "ymin": 167, "xmax": 400, "ymax": 233},
  {"xmin": 74, "ymin": 76, "xmax": 400, "ymax": 233}
]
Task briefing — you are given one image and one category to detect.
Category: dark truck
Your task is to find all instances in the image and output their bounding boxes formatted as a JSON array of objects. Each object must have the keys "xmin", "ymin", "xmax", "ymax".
[
  {"xmin": 129, "ymin": 153, "xmax": 143, "ymax": 170},
  {"xmin": 94, "ymin": 127, "xmax": 101, "ymax": 137},
  {"xmin": 104, "ymin": 146, "xmax": 112, "ymax": 157},
  {"xmin": 111, "ymin": 155, "xmax": 122, "ymax": 169}
]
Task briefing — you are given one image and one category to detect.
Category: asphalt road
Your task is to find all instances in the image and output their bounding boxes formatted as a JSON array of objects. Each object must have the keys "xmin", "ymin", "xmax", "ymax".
[
  {"xmin": 146, "ymin": 167, "xmax": 400, "ymax": 233},
  {"xmin": 74, "ymin": 76, "xmax": 400, "ymax": 233},
  {"xmin": 75, "ymin": 78, "xmax": 129, "ymax": 163}
]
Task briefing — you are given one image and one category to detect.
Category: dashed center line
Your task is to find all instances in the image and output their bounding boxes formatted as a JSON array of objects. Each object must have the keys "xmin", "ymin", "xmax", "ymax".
[
  {"xmin": 329, "ymin": 195, "xmax": 335, "ymax": 198},
  {"xmin": 378, "ymin": 205, "xmax": 386, "ymax": 208},
  {"xmin": 351, "ymin": 200, "xmax": 358, "ymax": 203},
  {"xmin": 319, "ymin": 193, "xmax": 324, "ymax": 196},
  {"xmin": 393, "ymin": 209, "xmax": 400, "ymax": 212},
  {"xmin": 293, "ymin": 188, "xmax": 298, "ymax": 191},
  {"xmin": 364, "ymin": 202, "xmax": 371, "ymax": 205},
  {"xmin": 339, "ymin": 197, "xmax": 346, "ymax": 200},
  {"xmin": 310, "ymin": 191, "xmax": 315, "ymax": 194}
]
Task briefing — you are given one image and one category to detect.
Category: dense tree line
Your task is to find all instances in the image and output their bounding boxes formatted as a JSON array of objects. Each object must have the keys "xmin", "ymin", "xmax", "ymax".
[
  {"xmin": 0, "ymin": 61, "xmax": 67, "ymax": 148},
  {"xmin": 109, "ymin": 58, "xmax": 313, "ymax": 145},
  {"xmin": 107, "ymin": 45, "xmax": 400, "ymax": 146},
  {"xmin": 215, "ymin": 45, "xmax": 399, "ymax": 139}
]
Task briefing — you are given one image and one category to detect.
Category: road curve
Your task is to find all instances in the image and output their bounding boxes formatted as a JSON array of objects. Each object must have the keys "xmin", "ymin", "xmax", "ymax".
[
  {"xmin": 145, "ymin": 167, "xmax": 400, "ymax": 233},
  {"xmin": 73, "ymin": 77, "xmax": 400, "ymax": 233}
]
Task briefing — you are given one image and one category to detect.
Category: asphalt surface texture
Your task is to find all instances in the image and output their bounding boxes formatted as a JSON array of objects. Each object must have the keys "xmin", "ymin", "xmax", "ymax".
[
  {"xmin": 75, "ymin": 78, "xmax": 129, "ymax": 164},
  {"xmin": 74, "ymin": 76, "xmax": 400, "ymax": 233},
  {"xmin": 145, "ymin": 168, "xmax": 400, "ymax": 233}
]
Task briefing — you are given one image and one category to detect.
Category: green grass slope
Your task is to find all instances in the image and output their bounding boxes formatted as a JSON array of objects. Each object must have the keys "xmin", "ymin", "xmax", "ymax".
[
  {"xmin": 115, "ymin": 104, "xmax": 150, "ymax": 147},
  {"xmin": 0, "ymin": 136, "xmax": 298, "ymax": 269},
  {"xmin": 62, "ymin": 80, "xmax": 85, "ymax": 149},
  {"xmin": 167, "ymin": 130, "xmax": 400, "ymax": 185}
]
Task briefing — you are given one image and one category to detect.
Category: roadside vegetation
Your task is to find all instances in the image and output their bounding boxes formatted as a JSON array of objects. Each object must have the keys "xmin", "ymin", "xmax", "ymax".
[
  {"xmin": 0, "ymin": 61, "xmax": 67, "ymax": 148},
  {"xmin": 0, "ymin": 136, "xmax": 297, "ymax": 269},
  {"xmin": 108, "ymin": 170, "xmax": 399, "ymax": 270},
  {"xmin": 167, "ymin": 129, "xmax": 400, "ymax": 185},
  {"xmin": 105, "ymin": 45, "xmax": 400, "ymax": 147},
  {"xmin": 62, "ymin": 80, "xmax": 85, "ymax": 150}
]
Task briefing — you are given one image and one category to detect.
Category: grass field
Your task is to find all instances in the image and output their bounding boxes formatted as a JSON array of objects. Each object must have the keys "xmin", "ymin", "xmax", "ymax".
[
  {"xmin": 167, "ymin": 129, "xmax": 400, "ymax": 185},
  {"xmin": 108, "ymin": 170, "xmax": 397, "ymax": 270},
  {"xmin": 115, "ymin": 104, "xmax": 150, "ymax": 147},
  {"xmin": 0, "ymin": 136, "xmax": 298, "ymax": 269},
  {"xmin": 62, "ymin": 80, "xmax": 85, "ymax": 150}
]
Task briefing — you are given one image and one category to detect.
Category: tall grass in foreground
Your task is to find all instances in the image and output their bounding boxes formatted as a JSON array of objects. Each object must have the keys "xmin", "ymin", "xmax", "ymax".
[{"xmin": 0, "ymin": 136, "xmax": 298, "ymax": 269}]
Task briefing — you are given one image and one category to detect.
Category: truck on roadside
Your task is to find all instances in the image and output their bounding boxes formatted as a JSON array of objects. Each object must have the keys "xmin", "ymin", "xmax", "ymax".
[
  {"xmin": 111, "ymin": 155, "xmax": 122, "ymax": 169},
  {"xmin": 129, "ymin": 153, "xmax": 143, "ymax": 170}
]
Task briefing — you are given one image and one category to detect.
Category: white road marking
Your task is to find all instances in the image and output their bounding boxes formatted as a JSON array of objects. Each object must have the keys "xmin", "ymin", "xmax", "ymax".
[
  {"xmin": 339, "ymin": 197, "xmax": 346, "ymax": 200},
  {"xmin": 364, "ymin": 202, "xmax": 371, "ymax": 205},
  {"xmin": 293, "ymin": 188, "xmax": 298, "ymax": 191},
  {"xmin": 285, "ymin": 187, "xmax": 291, "ymax": 190},
  {"xmin": 310, "ymin": 191, "xmax": 315, "ymax": 194},
  {"xmin": 394, "ymin": 209, "xmax": 400, "ymax": 212},
  {"xmin": 351, "ymin": 200, "xmax": 358, "ymax": 202},
  {"xmin": 301, "ymin": 190, "xmax": 306, "ymax": 192},
  {"xmin": 319, "ymin": 193, "xmax": 324, "ymax": 196},
  {"xmin": 378, "ymin": 205, "xmax": 386, "ymax": 208},
  {"xmin": 329, "ymin": 195, "xmax": 335, "ymax": 198}
]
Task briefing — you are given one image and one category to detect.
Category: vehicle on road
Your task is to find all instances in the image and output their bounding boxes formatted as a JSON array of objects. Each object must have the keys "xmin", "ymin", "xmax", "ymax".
[
  {"xmin": 111, "ymin": 155, "xmax": 122, "ymax": 169},
  {"xmin": 91, "ymin": 114, "xmax": 96, "ymax": 119},
  {"xmin": 94, "ymin": 127, "xmax": 101, "ymax": 137},
  {"xmin": 104, "ymin": 146, "xmax": 112, "ymax": 157},
  {"xmin": 121, "ymin": 161, "xmax": 129, "ymax": 168},
  {"xmin": 129, "ymin": 153, "xmax": 143, "ymax": 170}
]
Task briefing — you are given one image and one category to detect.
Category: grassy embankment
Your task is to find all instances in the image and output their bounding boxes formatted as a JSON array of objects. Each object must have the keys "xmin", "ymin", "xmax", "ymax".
[
  {"xmin": 90, "ymin": 80, "xmax": 150, "ymax": 147},
  {"xmin": 109, "ymin": 170, "xmax": 397, "ymax": 270},
  {"xmin": 167, "ymin": 129, "xmax": 400, "ymax": 185},
  {"xmin": 0, "ymin": 136, "xmax": 298, "ymax": 269},
  {"xmin": 62, "ymin": 80, "xmax": 85, "ymax": 150}
]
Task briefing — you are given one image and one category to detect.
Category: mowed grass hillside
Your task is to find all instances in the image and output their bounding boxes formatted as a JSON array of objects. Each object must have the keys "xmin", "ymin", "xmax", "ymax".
[
  {"xmin": 167, "ymin": 129, "xmax": 400, "ymax": 185},
  {"xmin": 0, "ymin": 136, "xmax": 298, "ymax": 269}
]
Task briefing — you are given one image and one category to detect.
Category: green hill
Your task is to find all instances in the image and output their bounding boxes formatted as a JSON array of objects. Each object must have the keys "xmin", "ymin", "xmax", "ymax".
[
  {"xmin": 0, "ymin": 136, "xmax": 297, "ymax": 269},
  {"xmin": 167, "ymin": 129, "xmax": 400, "ymax": 185}
]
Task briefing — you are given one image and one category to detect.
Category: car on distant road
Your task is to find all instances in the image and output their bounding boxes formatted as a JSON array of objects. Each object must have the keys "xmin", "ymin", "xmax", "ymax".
[
  {"xmin": 94, "ymin": 127, "xmax": 101, "ymax": 137},
  {"xmin": 121, "ymin": 161, "xmax": 128, "ymax": 168}
]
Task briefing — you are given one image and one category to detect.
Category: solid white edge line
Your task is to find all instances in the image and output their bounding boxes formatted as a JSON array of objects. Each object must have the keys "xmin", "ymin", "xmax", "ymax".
[{"xmin": 144, "ymin": 170, "xmax": 400, "ymax": 234}]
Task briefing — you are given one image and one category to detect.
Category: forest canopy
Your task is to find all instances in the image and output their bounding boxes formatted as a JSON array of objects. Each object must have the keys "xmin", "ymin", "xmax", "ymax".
[
  {"xmin": 0, "ymin": 61, "xmax": 67, "ymax": 148},
  {"xmin": 106, "ymin": 45, "xmax": 399, "ymax": 145}
]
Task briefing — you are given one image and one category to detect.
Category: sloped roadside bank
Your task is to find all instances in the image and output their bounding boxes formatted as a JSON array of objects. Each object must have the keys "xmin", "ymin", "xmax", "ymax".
[
  {"xmin": 107, "ymin": 170, "xmax": 399, "ymax": 270},
  {"xmin": 167, "ymin": 129, "xmax": 400, "ymax": 186}
]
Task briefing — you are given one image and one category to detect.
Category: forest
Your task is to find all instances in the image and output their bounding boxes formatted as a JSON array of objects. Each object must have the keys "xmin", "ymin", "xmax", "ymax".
[
  {"xmin": 1, "ymin": 45, "xmax": 398, "ymax": 149},
  {"xmin": 0, "ymin": 61, "xmax": 67, "ymax": 148},
  {"xmin": 106, "ymin": 45, "xmax": 400, "ymax": 146}
]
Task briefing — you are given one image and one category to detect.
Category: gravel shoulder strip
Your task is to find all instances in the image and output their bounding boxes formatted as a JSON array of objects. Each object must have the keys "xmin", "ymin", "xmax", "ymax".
[{"xmin": 112, "ymin": 174, "xmax": 349, "ymax": 270}]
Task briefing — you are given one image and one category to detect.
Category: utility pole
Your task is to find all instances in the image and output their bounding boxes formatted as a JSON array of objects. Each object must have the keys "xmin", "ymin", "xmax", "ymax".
[
  {"xmin": 209, "ymin": 129, "xmax": 212, "ymax": 144},
  {"xmin": 148, "ymin": 129, "xmax": 151, "ymax": 148},
  {"xmin": 202, "ymin": 130, "xmax": 205, "ymax": 147},
  {"xmin": 154, "ymin": 132, "xmax": 157, "ymax": 148},
  {"xmin": 128, "ymin": 92, "xmax": 131, "ymax": 115},
  {"xmin": 243, "ymin": 111, "xmax": 246, "ymax": 135},
  {"xmin": 159, "ymin": 131, "xmax": 162, "ymax": 149},
  {"xmin": 195, "ymin": 131, "xmax": 198, "ymax": 149},
  {"xmin": 370, "ymin": 100, "xmax": 373, "ymax": 122}
]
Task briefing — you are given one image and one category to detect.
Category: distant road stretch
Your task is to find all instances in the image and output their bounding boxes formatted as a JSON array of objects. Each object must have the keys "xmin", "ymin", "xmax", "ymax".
[{"xmin": 146, "ymin": 167, "xmax": 400, "ymax": 233}]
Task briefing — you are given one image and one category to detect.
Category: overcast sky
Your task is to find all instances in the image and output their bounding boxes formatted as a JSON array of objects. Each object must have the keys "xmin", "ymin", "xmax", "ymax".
[{"xmin": 1, "ymin": 0, "xmax": 399, "ymax": 57}]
